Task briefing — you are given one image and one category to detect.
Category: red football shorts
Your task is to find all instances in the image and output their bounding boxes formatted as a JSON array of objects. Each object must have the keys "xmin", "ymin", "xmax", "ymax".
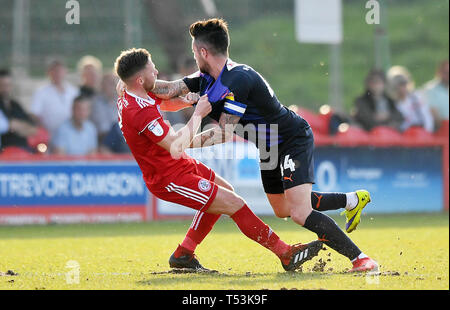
[{"xmin": 148, "ymin": 160, "xmax": 218, "ymax": 212}]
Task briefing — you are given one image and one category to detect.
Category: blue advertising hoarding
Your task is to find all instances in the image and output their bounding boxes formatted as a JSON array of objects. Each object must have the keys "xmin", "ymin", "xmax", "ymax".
[
  {"xmin": 0, "ymin": 143, "xmax": 445, "ymax": 224},
  {"xmin": 157, "ymin": 143, "xmax": 444, "ymax": 216},
  {"xmin": 0, "ymin": 160, "xmax": 149, "ymax": 224}
]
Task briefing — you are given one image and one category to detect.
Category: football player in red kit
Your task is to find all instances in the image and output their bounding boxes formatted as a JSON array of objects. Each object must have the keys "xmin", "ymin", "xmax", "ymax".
[{"xmin": 114, "ymin": 48, "xmax": 323, "ymax": 272}]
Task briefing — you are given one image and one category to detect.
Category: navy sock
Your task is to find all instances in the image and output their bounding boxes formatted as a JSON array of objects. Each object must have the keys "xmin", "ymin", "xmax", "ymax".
[
  {"xmin": 303, "ymin": 210, "xmax": 361, "ymax": 261},
  {"xmin": 311, "ymin": 192, "xmax": 346, "ymax": 211}
]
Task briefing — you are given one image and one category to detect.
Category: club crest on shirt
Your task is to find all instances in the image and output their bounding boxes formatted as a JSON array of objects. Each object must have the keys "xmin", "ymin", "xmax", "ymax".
[
  {"xmin": 198, "ymin": 179, "xmax": 211, "ymax": 192},
  {"xmin": 148, "ymin": 119, "xmax": 164, "ymax": 136}
]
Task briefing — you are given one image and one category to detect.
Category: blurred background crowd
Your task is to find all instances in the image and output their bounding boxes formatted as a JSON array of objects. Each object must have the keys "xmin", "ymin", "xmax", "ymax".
[{"xmin": 0, "ymin": 0, "xmax": 448, "ymax": 156}]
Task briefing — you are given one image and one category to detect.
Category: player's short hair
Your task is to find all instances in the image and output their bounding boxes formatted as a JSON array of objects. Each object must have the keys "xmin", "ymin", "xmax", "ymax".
[
  {"xmin": 114, "ymin": 48, "xmax": 151, "ymax": 81},
  {"xmin": 189, "ymin": 18, "xmax": 229, "ymax": 56}
]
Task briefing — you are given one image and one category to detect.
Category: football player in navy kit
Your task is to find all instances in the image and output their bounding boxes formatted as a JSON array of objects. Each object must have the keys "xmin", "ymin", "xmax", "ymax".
[{"xmin": 153, "ymin": 18, "xmax": 378, "ymax": 273}]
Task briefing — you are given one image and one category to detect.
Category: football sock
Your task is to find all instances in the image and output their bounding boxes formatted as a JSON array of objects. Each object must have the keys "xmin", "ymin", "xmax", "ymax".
[
  {"xmin": 180, "ymin": 237, "xmax": 197, "ymax": 253},
  {"xmin": 351, "ymin": 252, "xmax": 369, "ymax": 263},
  {"xmin": 311, "ymin": 191, "xmax": 347, "ymax": 211},
  {"xmin": 230, "ymin": 204, "xmax": 291, "ymax": 258},
  {"xmin": 185, "ymin": 193, "xmax": 348, "ymax": 248},
  {"xmin": 181, "ymin": 212, "xmax": 221, "ymax": 253},
  {"xmin": 173, "ymin": 244, "xmax": 193, "ymax": 258},
  {"xmin": 303, "ymin": 210, "xmax": 361, "ymax": 261},
  {"xmin": 345, "ymin": 192, "xmax": 359, "ymax": 210}
]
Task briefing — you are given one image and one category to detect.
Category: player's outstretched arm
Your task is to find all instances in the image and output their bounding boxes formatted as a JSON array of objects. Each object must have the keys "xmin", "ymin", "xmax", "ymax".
[
  {"xmin": 157, "ymin": 94, "xmax": 211, "ymax": 158},
  {"xmin": 160, "ymin": 92, "xmax": 199, "ymax": 112},
  {"xmin": 152, "ymin": 79, "xmax": 190, "ymax": 100}
]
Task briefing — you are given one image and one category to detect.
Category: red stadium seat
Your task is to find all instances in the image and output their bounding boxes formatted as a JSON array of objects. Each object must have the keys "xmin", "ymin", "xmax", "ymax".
[
  {"xmin": 436, "ymin": 120, "xmax": 449, "ymax": 138},
  {"xmin": 370, "ymin": 126, "xmax": 404, "ymax": 146},
  {"xmin": 318, "ymin": 112, "xmax": 332, "ymax": 135},
  {"xmin": 336, "ymin": 125, "xmax": 371, "ymax": 146},
  {"xmin": 296, "ymin": 107, "xmax": 329, "ymax": 135},
  {"xmin": 0, "ymin": 146, "xmax": 32, "ymax": 158},
  {"xmin": 403, "ymin": 126, "xmax": 434, "ymax": 140},
  {"xmin": 27, "ymin": 127, "xmax": 50, "ymax": 149},
  {"xmin": 313, "ymin": 132, "xmax": 334, "ymax": 146}
]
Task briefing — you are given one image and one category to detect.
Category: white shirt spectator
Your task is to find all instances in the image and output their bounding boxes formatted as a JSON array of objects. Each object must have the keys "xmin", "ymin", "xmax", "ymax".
[
  {"xmin": 53, "ymin": 119, "xmax": 98, "ymax": 155},
  {"xmin": 396, "ymin": 92, "xmax": 434, "ymax": 132},
  {"xmin": 91, "ymin": 94, "xmax": 118, "ymax": 135},
  {"xmin": 422, "ymin": 79, "xmax": 449, "ymax": 120},
  {"xmin": 30, "ymin": 82, "xmax": 79, "ymax": 136}
]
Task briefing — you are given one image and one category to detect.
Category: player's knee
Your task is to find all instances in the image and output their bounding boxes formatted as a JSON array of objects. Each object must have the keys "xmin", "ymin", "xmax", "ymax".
[
  {"xmin": 221, "ymin": 191, "xmax": 246, "ymax": 214},
  {"xmin": 290, "ymin": 212, "xmax": 308, "ymax": 226},
  {"xmin": 230, "ymin": 194, "xmax": 245, "ymax": 209},
  {"xmin": 289, "ymin": 204, "xmax": 312, "ymax": 226}
]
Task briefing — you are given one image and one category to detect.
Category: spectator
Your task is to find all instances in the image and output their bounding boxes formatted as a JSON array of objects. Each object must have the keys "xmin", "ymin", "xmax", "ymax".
[
  {"xmin": 421, "ymin": 59, "xmax": 449, "ymax": 130},
  {"xmin": 353, "ymin": 69, "xmax": 404, "ymax": 131},
  {"xmin": 77, "ymin": 55, "xmax": 103, "ymax": 98},
  {"xmin": 53, "ymin": 95, "xmax": 98, "ymax": 155},
  {"xmin": 99, "ymin": 123, "xmax": 130, "ymax": 154},
  {"xmin": 387, "ymin": 66, "xmax": 434, "ymax": 132},
  {"xmin": 91, "ymin": 72, "xmax": 119, "ymax": 141},
  {"xmin": 0, "ymin": 69, "xmax": 37, "ymax": 152},
  {"xmin": 30, "ymin": 58, "xmax": 79, "ymax": 137}
]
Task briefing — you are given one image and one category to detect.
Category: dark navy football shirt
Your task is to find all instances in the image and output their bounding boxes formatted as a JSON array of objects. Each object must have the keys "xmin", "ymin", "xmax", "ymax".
[{"xmin": 183, "ymin": 59, "xmax": 310, "ymax": 148}]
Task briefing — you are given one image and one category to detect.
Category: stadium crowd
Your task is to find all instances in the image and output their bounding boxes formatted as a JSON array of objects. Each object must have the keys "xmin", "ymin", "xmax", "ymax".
[{"xmin": 0, "ymin": 56, "xmax": 448, "ymax": 156}]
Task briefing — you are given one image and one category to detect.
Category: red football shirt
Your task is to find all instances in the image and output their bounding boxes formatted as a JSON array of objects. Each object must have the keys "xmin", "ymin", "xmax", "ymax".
[{"xmin": 118, "ymin": 90, "xmax": 195, "ymax": 186}]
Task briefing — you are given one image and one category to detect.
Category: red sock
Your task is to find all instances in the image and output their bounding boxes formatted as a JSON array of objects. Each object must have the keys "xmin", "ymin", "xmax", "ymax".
[
  {"xmin": 230, "ymin": 204, "xmax": 290, "ymax": 258},
  {"xmin": 180, "ymin": 212, "xmax": 221, "ymax": 253},
  {"xmin": 173, "ymin": 244, "xmax": 193, "ymax": 258}
]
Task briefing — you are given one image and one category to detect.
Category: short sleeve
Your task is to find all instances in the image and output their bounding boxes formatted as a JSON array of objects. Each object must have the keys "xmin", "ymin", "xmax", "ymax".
[
  {"xmin": 182, "ymin": 71, "xmax": 202, "ymax": 93},
  {"xmin": 223, "ymin": 73, "xmax": 250, "ymax": 117},
  {"xmin": 133, "ymin": 107, "xmax": 170, "ymax": 143}
]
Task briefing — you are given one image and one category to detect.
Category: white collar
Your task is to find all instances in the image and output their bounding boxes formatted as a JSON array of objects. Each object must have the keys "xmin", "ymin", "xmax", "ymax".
[
  {"xmin": 225, "ymin": 58, "xmax": 241, "ymax": 71},
  {"xmin": 125, "ymin": 90, "xmax": 154, "ymax": 105}
]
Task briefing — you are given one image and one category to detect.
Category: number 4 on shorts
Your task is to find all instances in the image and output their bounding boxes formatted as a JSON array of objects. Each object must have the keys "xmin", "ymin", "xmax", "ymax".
[{"xmin": 281, "ymin": 155, "xmax": 296, "ymax": 173}]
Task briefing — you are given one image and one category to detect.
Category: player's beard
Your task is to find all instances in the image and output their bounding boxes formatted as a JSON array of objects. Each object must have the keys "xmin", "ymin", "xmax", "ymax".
[
  {"xmin": 143, "ymin": 79, "xmax": 156, "ymax": 92},
  {"xmin": 197, "ymin": 59, "xmax": 211, "ymax": 75}
]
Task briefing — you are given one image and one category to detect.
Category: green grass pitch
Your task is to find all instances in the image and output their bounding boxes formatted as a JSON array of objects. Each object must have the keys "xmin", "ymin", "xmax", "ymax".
[{"xmin": 0, "ymin": 212, "xmax": 448, "ymax": 290}]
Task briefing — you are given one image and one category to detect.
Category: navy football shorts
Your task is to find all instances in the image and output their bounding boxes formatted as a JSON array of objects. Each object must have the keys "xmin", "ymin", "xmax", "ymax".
[{"xmin": 260, "ymin": 127, "xmax": 315, "ymax": 194}]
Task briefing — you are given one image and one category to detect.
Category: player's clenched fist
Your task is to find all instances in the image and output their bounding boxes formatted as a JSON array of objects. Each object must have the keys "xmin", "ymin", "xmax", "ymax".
[
  {"xmin": 193, "ymin": 94, "xmax": 212, "ymax": 118},
  {"xmin": 184, "ymin": 92, "xmax": 200, "ymax": 104}
]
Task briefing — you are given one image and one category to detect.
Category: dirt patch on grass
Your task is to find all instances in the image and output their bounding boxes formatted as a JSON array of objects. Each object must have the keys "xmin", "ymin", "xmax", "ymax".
[
  {"xmin": 150, "ymin": 268, "xmax": 219, "ymax": 275},
  {"xmin": 0, "ymin": 270, "xmax": 18, "ymax": 276}
]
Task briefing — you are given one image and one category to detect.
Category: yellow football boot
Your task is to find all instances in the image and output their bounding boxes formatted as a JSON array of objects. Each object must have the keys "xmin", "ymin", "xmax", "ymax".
[{"xmin": 340, "ymin": 190, "xmax": 371, "ymax": 233}]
